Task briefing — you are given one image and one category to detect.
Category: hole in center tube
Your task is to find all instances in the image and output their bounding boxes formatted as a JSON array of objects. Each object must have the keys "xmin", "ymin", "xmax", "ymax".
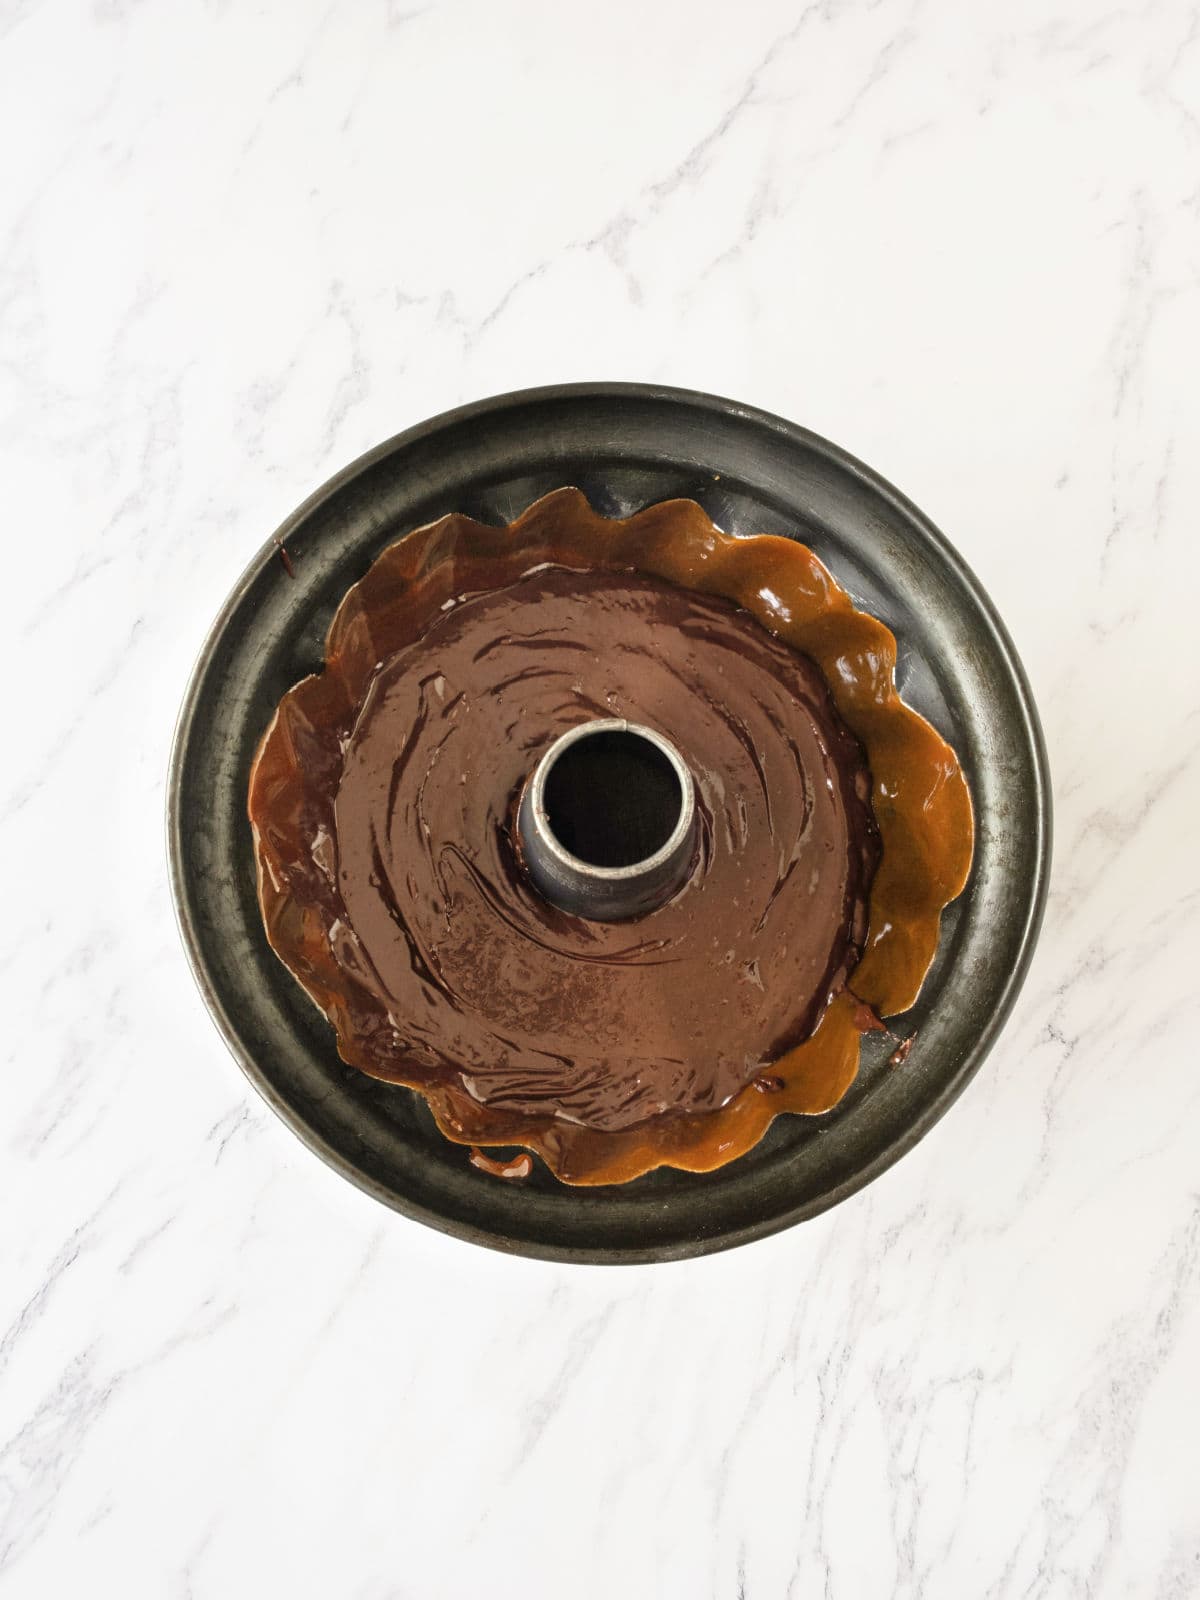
[{"xmin": 542, "ymin": 729, "xmax": 683, "ymax": 869}]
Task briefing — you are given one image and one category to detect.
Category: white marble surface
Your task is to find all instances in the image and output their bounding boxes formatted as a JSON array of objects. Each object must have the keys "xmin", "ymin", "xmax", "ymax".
[{"xmin": 2, "ymin": 1, "xmax": 1199, "ymax": 1594}]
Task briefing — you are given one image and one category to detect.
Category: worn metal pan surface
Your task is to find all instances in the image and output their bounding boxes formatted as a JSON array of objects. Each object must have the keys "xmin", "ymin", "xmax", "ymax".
[{"xmin": 168, "ymin": 384, "xmax": 1050, "ymax": 1263}]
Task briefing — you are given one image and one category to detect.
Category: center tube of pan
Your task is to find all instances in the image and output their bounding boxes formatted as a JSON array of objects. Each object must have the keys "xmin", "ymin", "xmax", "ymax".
[{"xmin": 516, "ymin": 719, "xmax": 698, "ymax": 921}]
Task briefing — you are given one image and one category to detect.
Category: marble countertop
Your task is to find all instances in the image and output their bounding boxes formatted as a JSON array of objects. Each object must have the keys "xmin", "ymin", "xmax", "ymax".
[{"xmin": 3, "ymin": 2, "xmax": 1198, "ymax": 1595}]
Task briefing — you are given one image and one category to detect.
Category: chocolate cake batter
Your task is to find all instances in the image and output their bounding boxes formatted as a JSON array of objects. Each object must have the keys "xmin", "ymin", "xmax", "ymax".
[{"xmin": 332, "ymin": 566, "xmax": 877, "ymax": 1130}]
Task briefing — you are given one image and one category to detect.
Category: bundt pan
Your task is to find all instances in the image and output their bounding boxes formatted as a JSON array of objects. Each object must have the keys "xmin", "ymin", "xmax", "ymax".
[{"xmin": 168, "ymin": 384, "xmax": 1050, "ymax": 1263}]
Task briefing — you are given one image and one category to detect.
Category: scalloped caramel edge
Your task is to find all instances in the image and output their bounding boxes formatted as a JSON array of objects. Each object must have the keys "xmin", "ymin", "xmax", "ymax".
[{"xmin": 248, "ymin": 488, "xmax": 974, "ymax": 1186}]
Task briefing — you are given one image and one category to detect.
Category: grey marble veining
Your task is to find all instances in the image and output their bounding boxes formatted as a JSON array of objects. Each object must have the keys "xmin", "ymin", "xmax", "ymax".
[{"xmin": 1, "ymin": 1, "xmax": 1198, "ymax": 1595}]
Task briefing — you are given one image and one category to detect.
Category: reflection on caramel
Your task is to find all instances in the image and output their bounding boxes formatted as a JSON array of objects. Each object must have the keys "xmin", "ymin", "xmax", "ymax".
[
  {"xmin": 248, "ymin": 489, "xmax": 974, "ymax": 1185},
  {"xmin": 469, "ymin": 1148, "xmax": 534, "ymax": 1181}
]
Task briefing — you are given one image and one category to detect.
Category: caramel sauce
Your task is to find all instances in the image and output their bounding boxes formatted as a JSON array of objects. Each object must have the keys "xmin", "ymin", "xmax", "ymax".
[
  {"xmin": 248, "ymin": 490, "xmax": 973, "ymax": 1185},
  {"xmin": 469, "ymin": 1148, "xmax": 534, "ymax": 1181}
]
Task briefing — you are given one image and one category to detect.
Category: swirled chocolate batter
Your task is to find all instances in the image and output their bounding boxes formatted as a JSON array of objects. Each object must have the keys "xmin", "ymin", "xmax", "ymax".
[
  {"xmin": 249, "ymin": 489, "xmax": 974, "ymax": 1184},
  {"xmin": 329, "ymin": 567, "xmax": 877, "ymax": 1131}
]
